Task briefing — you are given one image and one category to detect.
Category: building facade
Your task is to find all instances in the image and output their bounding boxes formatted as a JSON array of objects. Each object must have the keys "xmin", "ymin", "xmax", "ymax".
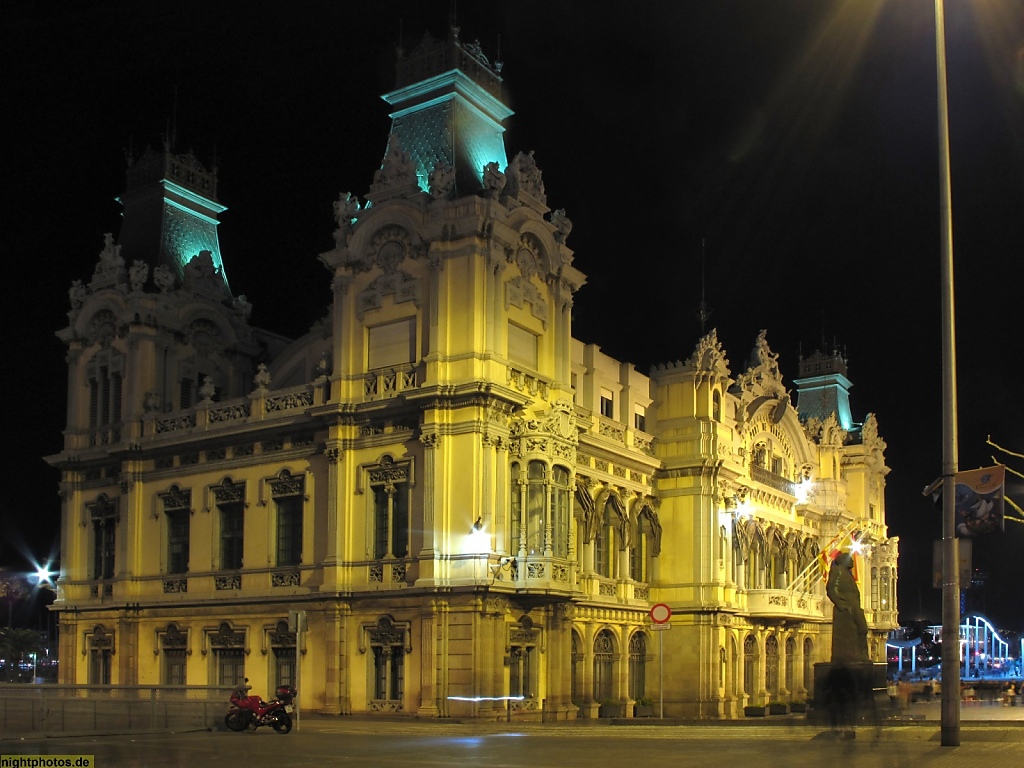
[{"xmin": 48, "ymin": 28, "xmax": 898, "ymax": 719}]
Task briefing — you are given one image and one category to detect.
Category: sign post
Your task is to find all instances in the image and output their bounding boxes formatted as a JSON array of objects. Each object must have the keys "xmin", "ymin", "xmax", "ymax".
[
  {"xmin": 288, "ymin": 609, "xmax": 307, "ymax": 731},
  {"xmin": 649, "ymin": 603, "xmax": 671, "ymax": 719}
]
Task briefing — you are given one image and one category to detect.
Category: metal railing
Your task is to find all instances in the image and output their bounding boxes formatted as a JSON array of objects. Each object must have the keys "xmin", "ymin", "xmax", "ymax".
[{"xmin": 0, "ymin": 684, "xmax": 233, "ymax": 736}]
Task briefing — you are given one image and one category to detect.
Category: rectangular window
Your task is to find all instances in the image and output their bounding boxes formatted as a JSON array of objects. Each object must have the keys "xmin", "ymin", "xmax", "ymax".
[
  {"xmin": 634, "ymin": 405, "xmax": 646, "ymax": 432},
  {"xmin": 273, "ymin": 647, "xmax": 296, "ymax": 687},
  {"xmin": 163, "ymin": 649, "xmax": 187, "ymax": 685},
  {"xmin": 276, "ymin": 496, "xmax": 303, "ymax": 567},
  {"xmin": 167, "ymin": 509, "xmax": 190, "ymax": 574},
  {"xmin": 372, "ymin": 484, "xmax": 409, "ymax": 559},
  {"xmin": 89, "ymin": 649, "xmax": 112, "ymax": 684},
  {"xmin": 220, "ymin": 502, "xmax": 244, "ymax": 570},
  {"xmin": 507, "ymin": 322, "xmax": 539, "ymax": 369},
  {"xmin": 217, "ymin": 649, "xmax": 245, "ymax": 687},
  {"xmin": 368, "ymin": 318, "xmax": 416, "ymax": 370},
  {"xmin": 600, "ymin": 388, "xmax": 614, "ymax": 419},
  {"xmin": 772, "ymin": 456, "xmax": 784, "ymax": 476},
  {"xmin": 180, "ymin": 378, "xmax": 193, "ymax": 410},
  {"xmin": 93, "ymin": 517, "xmax": 116, "ymax": 580}
]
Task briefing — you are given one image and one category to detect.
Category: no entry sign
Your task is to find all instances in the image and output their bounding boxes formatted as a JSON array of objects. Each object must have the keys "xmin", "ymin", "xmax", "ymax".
[{"xmin": 649, "ymin": 603, "xmax": 671, "ymax": 624}]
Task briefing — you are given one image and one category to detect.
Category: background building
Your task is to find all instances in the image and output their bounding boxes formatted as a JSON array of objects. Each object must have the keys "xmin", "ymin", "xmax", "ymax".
[{"xmin": 47, "ymin": 28, "xmax": 897, "ymax": 719}]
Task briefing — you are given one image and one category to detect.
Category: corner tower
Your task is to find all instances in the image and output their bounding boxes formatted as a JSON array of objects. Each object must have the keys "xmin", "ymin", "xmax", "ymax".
[
  {"xmin": 793, "ymin": 347, "xmax": 853, "ymax": 431},
  {"xmin": 115, "ymin": 142, "xmax": 230, "ymax": 294},
  {"xmin": 380, "ymin": 26, "xmax": 512, "ymax": 197}
]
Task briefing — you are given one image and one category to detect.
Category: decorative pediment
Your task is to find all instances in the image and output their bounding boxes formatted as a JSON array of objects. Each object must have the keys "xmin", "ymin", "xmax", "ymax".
[
  {"xmin": 212, "ymin": 478, "xmax": 245, "ymax": 505},
  {"xmin": 683, "ymin": 329, "xmax": 732, "ymax": 381},
  {"xmin": 357, "ymin": 270, "xmax": 420, "ymax": 320},
  {"xmin": 509, "ymin": 401, "xmax": 578, "ymax": 461}
]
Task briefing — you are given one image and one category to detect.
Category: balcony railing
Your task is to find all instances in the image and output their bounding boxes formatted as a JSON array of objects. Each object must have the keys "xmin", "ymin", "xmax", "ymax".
[
  {"xmin": 750, "ymin": 464, "xmax": 796, "ymax": 496},
  {"xmin": 745, "ymin": 588, "xmax": 825, "ymax": 619}
]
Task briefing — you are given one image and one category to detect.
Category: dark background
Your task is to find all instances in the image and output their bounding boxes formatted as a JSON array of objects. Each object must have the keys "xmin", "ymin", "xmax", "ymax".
[{"xmin": 3, "ymin": 1, "xmax": 1023, "ymax": 632}]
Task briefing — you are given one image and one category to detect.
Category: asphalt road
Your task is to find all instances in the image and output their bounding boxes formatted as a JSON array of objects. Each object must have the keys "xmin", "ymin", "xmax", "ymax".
[{"xmin": 4, "ymin": 718, "xmax": 1024, "ymax": 768}]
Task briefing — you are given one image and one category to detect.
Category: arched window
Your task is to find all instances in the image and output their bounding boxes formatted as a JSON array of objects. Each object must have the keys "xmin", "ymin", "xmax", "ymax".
[
  {"xmin": 743, "ymin": 634, "xmax": 757, "ymax": 698},
  {"xmin": 594, "ymin": 501, "xmax": 614, "ymax": 578},
  {"xmin": 86, "ymin": 347, "xmax": 124, "ymax": 443},
  {"xmin": 765, "ymin": 634, "xmax": 780, "ymax": 695},
  {"xmin": 785, "ymin": 636, "xmax": 796, "ymax": 692},
  {"xmin": 880, "ymin": 566, "xmax": 892, "ymax": 611},
  {"xmin": 552, "ymin": 466, "xmax": 570, "ymax": 558},
  {"xmin": 593, "ymin": 630, "xmax": 615, "ymax": 701},
  {"xmin": 712, "ymin": 390, "xmax": 722, "ymax": 422},
  {"xmin": 803, "ymin": 637, "xmax": 814, "ymax": 691},
  {"xmin": 570, "ymin": 631, "xmax": 583, "ymax": 705},
  {"xmin": 628, "ymin": 633, "xmax": 647, "ymax": 700}
]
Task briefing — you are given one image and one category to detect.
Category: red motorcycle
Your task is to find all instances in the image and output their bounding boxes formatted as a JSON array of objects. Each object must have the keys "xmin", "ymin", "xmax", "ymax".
[{"xmin": 225, "ymin": 678, "xmax": 296, "ymax": 734}]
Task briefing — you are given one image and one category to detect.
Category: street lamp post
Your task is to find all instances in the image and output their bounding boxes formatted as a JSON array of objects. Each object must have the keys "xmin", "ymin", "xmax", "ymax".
[{"xmin": 934, "ymin": 0, "xmax": 961, "ymax": 748}]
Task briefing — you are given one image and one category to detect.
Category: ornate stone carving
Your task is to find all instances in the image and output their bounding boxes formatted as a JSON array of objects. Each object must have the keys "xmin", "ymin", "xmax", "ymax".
[
  {"xmin": 128, "ymin": 260, "xmax": 148, "ymax": 292},
  {"xmin": 253, "ymin": 363, "xmax": 271, "ymax": 390},
  {"xmin": 505, "ymin": 150, "xmax": 546, "ymax": 205},
  {"xmin": 549, "ymin": 208, "xmax": 572, "ymax": 244},
  {"xmin": 483, "ymin": 161, "xmax": 506, "ymax": 198},
  {"xmin": 152, "ymin": 264, "xmax": 175, "ymax": 293},
  {"xmin": 428, "ymin": 161, "xmax": 456, "ymax": 199},
  {"xmin": 371, "ymin": 133, "xmax": 417, "ymax": 192},
  {"xmin": 333, "ymin": 191, "xmax": 360, "ymax": 244},
  {"xmin": 68, "ymin": 279, "xmax": 87, "ymax": 310},
  {"xmin": 93, "ymin": 233, "xmax": 124, "ymax": 279},
  {"xmin": 683, "ymin": 328, "xmax": 732, "ymax": 380}
]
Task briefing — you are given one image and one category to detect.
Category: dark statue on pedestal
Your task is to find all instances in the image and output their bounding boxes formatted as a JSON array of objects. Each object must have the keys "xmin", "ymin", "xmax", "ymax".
[
  {"xmin": 826, "ymin": 552, "xmax": 869, "ymax": 663},
  {"xmin": 813, "ymin": 550, "xmax": 883, "ymax": 737}
]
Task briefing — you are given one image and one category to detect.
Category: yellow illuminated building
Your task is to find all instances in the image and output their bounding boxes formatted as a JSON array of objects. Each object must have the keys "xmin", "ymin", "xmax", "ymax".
[{"xmin": 47, "ymin": 28, "xmax": 897, "ymax": 719}]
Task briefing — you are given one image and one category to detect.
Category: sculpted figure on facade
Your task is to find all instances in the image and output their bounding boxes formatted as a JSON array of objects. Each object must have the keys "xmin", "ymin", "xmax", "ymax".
[
  {"xmin": 94, "ymin": 233, "xmax": 125, "ymax": 278},
  {"xmin": 371, "ymin": 133, "xmax": 416, "ymax": 191},
  {"xmin": 483, "ymin": 161, "xmax": 506, "ymax": 198},
  {"xmin": 549, "ymin": 208, "xmax": 573, "ymax": 244},
  {"xmin": 129, "ymin": 260, "xmax": 149, "ymax": 292},
  {"xmin": 68, "ymin": 280, "xmax": 87, "ymax": 310},
  {"xmin": 152, "ymin": 264, "xmax": 175, "ymax": 293},
  {"xmin": 183, "ymin": 251, "xmax": 221, "ymax": 291},
  {"xmin": 333, "ymin": 192, "xmax": 361, "ymax": 244},
  {"xmin": 232, "ymin": 294, "xmax": 252, "ymax": 320},
  {"xmin": 428, "ymin": 161, "xmax": 456, "ymax": 199},
  {"xmin": 505, "ymin": 150, "xmax": 547, "ymax": 204}
]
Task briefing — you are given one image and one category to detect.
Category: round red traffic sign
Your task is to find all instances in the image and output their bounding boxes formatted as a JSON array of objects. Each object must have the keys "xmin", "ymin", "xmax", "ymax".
[{"xmin": 649, "ymin": 603, "xmax": 671, "ymax": 624}]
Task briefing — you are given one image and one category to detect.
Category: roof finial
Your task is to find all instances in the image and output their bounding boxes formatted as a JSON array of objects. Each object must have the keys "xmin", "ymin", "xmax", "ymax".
[{"xmin": 696, "ymin": 238, "xmax": 712, "ymax": 334}]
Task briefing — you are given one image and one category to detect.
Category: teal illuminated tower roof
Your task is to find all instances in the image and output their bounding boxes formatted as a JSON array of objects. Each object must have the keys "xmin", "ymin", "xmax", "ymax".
[
  {"xmin": 793, "ymin": 347, "xmax": 853, "ymax": 431},
  {"xmin": 381, "ymin": 26, "xmax": 512, "ymax": 196},
  {"xmin": 116, "ymin": 143, "xmax": 230, "ymax": 294}
]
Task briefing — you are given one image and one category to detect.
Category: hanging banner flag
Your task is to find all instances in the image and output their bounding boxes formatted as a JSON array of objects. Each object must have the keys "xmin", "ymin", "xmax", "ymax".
[{"xmin": 954, "ymin": 465, "xmax": 1005, "ymax": 536}]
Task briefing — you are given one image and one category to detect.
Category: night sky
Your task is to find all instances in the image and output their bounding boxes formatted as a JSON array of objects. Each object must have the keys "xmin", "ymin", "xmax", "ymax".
[{"xmin": 5, "ymin": 1, "xmax": 1024, "ymax": 631}]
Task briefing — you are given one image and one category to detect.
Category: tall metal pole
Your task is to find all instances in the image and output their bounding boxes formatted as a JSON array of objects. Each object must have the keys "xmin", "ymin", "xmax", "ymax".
[{"xmin": 934, "ymin": 0, "xmax": 961, "ymax": 748}]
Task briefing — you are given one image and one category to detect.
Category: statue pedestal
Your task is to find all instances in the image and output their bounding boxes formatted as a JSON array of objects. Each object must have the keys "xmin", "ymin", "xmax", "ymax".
[{"xmin": 808, "ymin": 662, "xmax": 887, "ymax": 725}]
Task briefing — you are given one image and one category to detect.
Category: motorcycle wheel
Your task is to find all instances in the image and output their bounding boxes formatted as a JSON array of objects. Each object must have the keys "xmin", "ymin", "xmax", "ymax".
[
  {"xmin": 271, "ymin": 711, "xmax": 293, "ymax": 734},
  {"xmin": 224, "ymin": 711, "xmax": 248, "ymax": 732}
]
